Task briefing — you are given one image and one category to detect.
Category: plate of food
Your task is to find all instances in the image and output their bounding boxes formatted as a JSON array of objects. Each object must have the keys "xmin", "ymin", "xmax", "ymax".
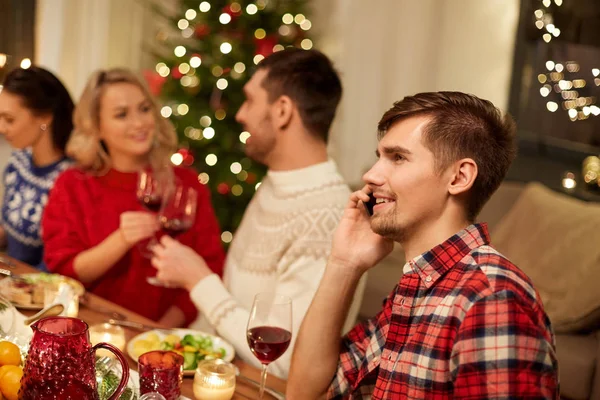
[
  {"xmin": 0, "ymin": 273, "xmax": 85, "ymax": 310},
  {"xmin": 127, "ymin": 329, "xmax": 235, "ymax": 376}
]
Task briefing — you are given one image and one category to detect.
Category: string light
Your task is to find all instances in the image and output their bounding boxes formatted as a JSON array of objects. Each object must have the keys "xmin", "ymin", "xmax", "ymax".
[
  {"xmin": 203, "ymin": 127, "xmax": 215, "ymax": 139},
  {"xmin": 199, "ymin": 1, "xmax": 211, "ymax": 12},
  {"xmin": 301, "ymin": 39, "xmax": 313, "ymax": 50},
  {"xmin": 239, "ymin": 131, "xmax": 251, "ymax": 143},
  {"xmin": 212, "ymin": 66, "xmax": 224, "ymax": 77},
  {"xmin": 230, "ymin": 162, "xmax": 242, "ymax": 174},
  {"xmin": 300, "ymin": 20, "xmax": 312, "ymax": 30},
  {"xmin": 161, "ymin": 106, "xmax": 172, "ymax": 118},
  {"xmin": 221, "ymin": 231, "xmax": 233, "ymax": 243},
  {"xmin": 231, "ymin": 185, "xmax": 243, "ymax": 196},
  {"xmin": 546, "ymin": 101, "xmax": 558, "ymax": 112},
  {"xmin": 273, "ymin": 44, "xmax": 284, "ymax": 52},
  {"xmin": 174, "ymin": 46, "xmax": 186, "ymax": 57},
  {"xmin": 180, "ymin": 76, "xmax": 192, "ymax": 87},
  {"xmin": 537, "ymin": 74, "xmax": 547, "ymax": 84},
  {"xmin": 216, "ymin": 78, "xmax": 229, "ymax": 90},
  {"xmin": 237, "ymin": 171, "xmax": 248, "ymax": 181},
  {"xmin": 182, "ymin": 28, "xmax": 194, "ymax": 38},
  {"xmin": 278, "ymin": 25, "xmax": 291, "ymax": 36},
  {"xmin": 185, "ymin": 9, "xmax": 197, "ymax": 20},
  {"xmin": 20, "ymin": 58, "xmax": 31, "ymax": 69},
  {"xmin": 256, "ymin": 0, "xmax": 266, "ymax": 9},
  {"xmin": 542, "ymin": 0, "xmax": 551, "ymax": 7},
  {"xmin": 535, "ymin": 20, "xmax": 544, "ymax": 29},
  {"xmin": 246, "ymin": 4, "xmax": 258, "ymax": 14},
  {"xmin": 253, "ymin": 55, "xmax": 264, "ymax": 65},
  {"xmin": 156, "ymin": 63, "xmax": 170, "ymax": 77},
  {"xmin": 0, "ymin": 54, "xmax": 6, "ymax": 68},
  {"xmin": 555, "ymin": 0, "xmax": 563, "ymax": 5},
  {"xmin": 177, "ymin": 104, "xmax": 189, "ymax": 115},
  {"xmin": 205, "ymin": 154, "xmax": 218, "ymax": 166},
  {"xmin": 593, "ymin": 69, "xmax": 600, "ymax": 77},
  {"xmin": 255, "ymin": 182, "xmax": 262, "ymax": 190},
  {"xmin": 198, "ymin": 173, "xmax": 210, "ymax": 184},
  {"xmin": 534, "ymin": 9, "xmax": 543, "ymax": 19},
  {"xmin": 542, "ymin": 33, "xmax": 551, "ymax": 43},
  {"xmin": 190, "ymin": 56, "xmax": 201, "ymax": 68},
  {"xmin": 219, "ymin": 13, "xmax": 232, "ymax": 24},
  {"xmin": 540, "ymin": 86, "xmax": 551, "ymax": 97},
  {"xmin": 215, "ymin": 109, "xmax": 226, "ymax": 120},
  {"xmin": 200, "ymin": 116, "xmax": 212, "ymax": 127},
  {"xmin": 545, "ymin": 61, "xmax": 555, "ymax": 71},
  {"xmin": 171, "ymin": 153, "xmax": 184, "ymax": 165},
  {"xmin": 230, "ymin": 2, "xmax": 241, "ymax": 12},
  {"xmin": 254, "ymin": 29, "xmax": 266, "ymax": 39},
  {"xmin": 178, "ymin": 19, "xmax": 189, "ymax": 30},
  {"xmin": 555, "ymin": 63, "xmax": 564, "ymax": 73},
  {"xmin": 179, "ymin": 63, "xmax": 191, "ymax": 74},
  {"xmin": 220, "ymin": 42, "xmax": 232, "ymax": 54},
  {"xmin": 234, "ymin": 62, "xmax": 246, "ymax": 73},
  {"xmin": 282, "ymin": 13, "xmax": 293, "ymax": 24}
]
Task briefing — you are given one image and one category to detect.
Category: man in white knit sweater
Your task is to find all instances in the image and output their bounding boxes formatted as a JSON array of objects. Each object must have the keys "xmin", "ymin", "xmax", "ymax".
[{"xmin": 151, "ymin": 48, "xmax": 366, "ymax": 378}]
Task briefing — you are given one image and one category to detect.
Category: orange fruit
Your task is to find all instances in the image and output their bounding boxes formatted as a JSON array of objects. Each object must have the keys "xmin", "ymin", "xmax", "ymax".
[
  {"xmin": 0, "ymin": 343, "xmax": 20, "ymax": 367},
  {"xmin": 0, "ymin": 365, "xmax": 22, "ymax": 400}
]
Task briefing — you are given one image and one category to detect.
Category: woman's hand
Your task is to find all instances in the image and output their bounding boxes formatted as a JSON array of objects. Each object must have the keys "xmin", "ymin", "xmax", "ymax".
[{"xmin": 119, "ymin": 211, "xmax": 159, "ymax": 247}]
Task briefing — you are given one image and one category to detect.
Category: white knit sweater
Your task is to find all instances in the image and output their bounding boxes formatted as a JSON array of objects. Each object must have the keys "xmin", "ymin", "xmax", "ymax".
[{"xmin": 189, "ymin": 160, "xmax": 366, "ymax": 378}]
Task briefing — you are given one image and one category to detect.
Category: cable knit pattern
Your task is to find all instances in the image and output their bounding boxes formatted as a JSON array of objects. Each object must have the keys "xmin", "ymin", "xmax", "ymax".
[{"xmin": 189, "ymin": 160, "xmax": 367, "ymax": 379}]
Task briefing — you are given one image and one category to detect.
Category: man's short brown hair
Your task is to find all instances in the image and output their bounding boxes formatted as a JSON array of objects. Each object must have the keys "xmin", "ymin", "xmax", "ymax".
[
  {"xmin": 378, "ymin": 91, "xmax": 517, "ymax": 221},
  {"xmin": 257, "ymin": 48, "xmax": 342, "ymax": 142}
]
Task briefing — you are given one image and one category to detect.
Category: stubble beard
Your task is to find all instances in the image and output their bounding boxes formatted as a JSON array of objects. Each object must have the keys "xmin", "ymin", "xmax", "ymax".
[{"xmin": 370, "ymin": 205, "xmax": 407, "ymax": 243}]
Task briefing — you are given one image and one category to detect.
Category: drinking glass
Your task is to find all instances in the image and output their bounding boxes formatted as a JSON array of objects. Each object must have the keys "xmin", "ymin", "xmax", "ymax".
[
  {"xmin": 246, "ymin": 293, "xmax": 292, "ymax": 399},
  {"xmin": 146, "ymin": 185, "xmax": 197, "ymax": 286},
  {"xmin": 138, "ymin": 350, "xmax": 184, "ymax": 400},
  {"xmin": 136, "ymin": 170, "xmax": 165, "ymax": 257}
]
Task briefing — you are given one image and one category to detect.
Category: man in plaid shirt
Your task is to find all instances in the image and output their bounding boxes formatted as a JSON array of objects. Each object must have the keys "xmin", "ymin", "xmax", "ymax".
[{"xmin": 288, "ymin": 92, "xmax": 559, "ymax": 399}]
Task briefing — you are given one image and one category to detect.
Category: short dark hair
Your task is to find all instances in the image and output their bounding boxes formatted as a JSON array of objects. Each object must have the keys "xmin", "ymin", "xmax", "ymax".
[
  {"xmin": 378, "ymin": 91, "xmax": 517, "ymax": 221},
  {"xmin": 2, "ymin": 66, "xmax": 75, "ymax": 152},
  {"xmin": 257, "ymin": 48, "xmax": 342, "ymax": 142}
]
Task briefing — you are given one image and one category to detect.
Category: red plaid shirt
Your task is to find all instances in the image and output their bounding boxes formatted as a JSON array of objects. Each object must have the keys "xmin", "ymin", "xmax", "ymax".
[{"xmin": 328, "ymin": 224, "xmax": 558, "ymax": 399}]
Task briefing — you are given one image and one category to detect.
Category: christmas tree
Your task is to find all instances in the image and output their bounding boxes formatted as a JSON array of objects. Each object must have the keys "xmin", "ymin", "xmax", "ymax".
[{"xmin": 146, "ymin": 0, "xmax": 313, "ymax": 244}]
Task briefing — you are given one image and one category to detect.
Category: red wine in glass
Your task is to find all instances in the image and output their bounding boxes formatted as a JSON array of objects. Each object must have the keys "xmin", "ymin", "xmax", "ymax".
[
  {"xmin": 140, "ymin": 194, "xmax": 162, "ymax": 213},
  {"xmin": 246, "ymin": 293, "xmax": 292, "ymax": 399},
  {"xmin": 247, "ymin": 326, "xmax": 292, "ymax": 364},
  {"xmin": 160, "ymin": 217, "xmax": 193, "ymax": 238}
]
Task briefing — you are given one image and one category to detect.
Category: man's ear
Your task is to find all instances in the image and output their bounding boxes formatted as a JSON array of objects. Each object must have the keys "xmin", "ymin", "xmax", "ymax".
[
  {"xmin": 448, "ymin": 158, "xmax": 477, "ymax": 195},
  {"xmin": 272, "ymin": 95, "xmax": 294, "ymax": 130}
]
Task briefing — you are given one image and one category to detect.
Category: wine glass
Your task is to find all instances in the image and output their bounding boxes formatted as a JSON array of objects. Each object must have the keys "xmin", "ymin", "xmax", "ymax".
[
  {"xmin": 147, "ymin": 185, "xmax": 197, "ymax": 286},
  {"xmin": 246, "ymin": 293, "xmax": 292, "ymax": 399},
  {"xmin": 136, "ymin": 170, "xmax": 165, "ymax": 257}
]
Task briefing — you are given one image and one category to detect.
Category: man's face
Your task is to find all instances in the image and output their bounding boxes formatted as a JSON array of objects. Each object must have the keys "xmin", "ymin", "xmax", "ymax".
[
  {"xmin": 363, "ymin": 115, "xmax": 450, "ymax": 242},
  {"xmin": 235, "ymin": 69, "xmax": 277, "ymax": 165}
]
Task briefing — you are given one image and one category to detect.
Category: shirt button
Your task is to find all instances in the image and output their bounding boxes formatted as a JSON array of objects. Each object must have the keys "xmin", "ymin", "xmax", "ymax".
[
  {"xmin": 388, "ymin": 354, "xmax": 393, "ymax": 360},
  {"xmin": 426, "ymin": 276, "xmax": 432, "ymax": 282}
]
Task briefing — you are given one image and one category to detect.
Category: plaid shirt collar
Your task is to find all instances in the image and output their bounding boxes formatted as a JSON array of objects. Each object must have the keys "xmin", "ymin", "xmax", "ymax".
[{"xmin": 406, "ymin": 223, "xmax": 490, "ymax": 287}]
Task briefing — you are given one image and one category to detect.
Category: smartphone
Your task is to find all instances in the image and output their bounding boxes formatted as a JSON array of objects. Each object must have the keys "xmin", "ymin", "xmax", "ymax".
[{"xmin": 364, "ymin": 193, "xmax": 376, "ymax": 216}]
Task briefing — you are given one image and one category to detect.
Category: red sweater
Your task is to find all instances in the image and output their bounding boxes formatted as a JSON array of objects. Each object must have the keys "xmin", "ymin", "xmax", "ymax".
[{"xmin": 42, "ymin": 167, "xmax": 225, "ymax": 326}]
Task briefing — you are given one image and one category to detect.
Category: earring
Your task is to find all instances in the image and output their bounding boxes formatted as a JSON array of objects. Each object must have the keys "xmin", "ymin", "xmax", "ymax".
[{"xmin": 40, "ymin": 124, "xmax": 47, "ymax": 131}]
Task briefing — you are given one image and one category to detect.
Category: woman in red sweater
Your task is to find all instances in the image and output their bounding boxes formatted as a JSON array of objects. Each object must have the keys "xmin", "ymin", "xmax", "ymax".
[{"xmin": 42, "ymin": 68, "xmax": 225, "ymax": 327}]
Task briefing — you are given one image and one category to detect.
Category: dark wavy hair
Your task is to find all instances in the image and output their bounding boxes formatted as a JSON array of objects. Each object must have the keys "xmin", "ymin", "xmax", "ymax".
[{"xmin": 2, "ymin": 66, "xmax": 75, "ymax": 152}]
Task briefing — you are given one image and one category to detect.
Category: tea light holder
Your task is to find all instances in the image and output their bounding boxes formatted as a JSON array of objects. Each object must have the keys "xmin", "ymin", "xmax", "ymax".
[
  {"xmin": 88, "ymin": 323, "xmax": 126, "ymax": 357},
  {"xmin": 193, "ymin": 359, "xmax": 236, "ymax": 400}
]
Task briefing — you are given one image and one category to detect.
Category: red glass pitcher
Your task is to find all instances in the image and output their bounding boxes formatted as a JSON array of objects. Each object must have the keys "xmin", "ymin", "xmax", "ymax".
[{"xmin": 19, "ymin": 317, "xmax": 130, "ymax": 400}]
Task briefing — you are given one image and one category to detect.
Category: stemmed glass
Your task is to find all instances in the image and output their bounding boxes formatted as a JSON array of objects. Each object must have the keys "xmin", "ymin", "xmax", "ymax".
[
  {"xmin": 146, "ymin": 185, "xmax": 197, "ymax": 286},
  {"xmin": 136, "ymin": 170, "xmax": 165, "ymax": 257},
  {"xmin": 246, "ymin": 293, "xmax": 292, "ymax": 399}
]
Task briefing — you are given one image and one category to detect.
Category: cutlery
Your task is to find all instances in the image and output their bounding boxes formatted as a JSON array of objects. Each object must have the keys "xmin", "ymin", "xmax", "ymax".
[
  {"xmin": 107, "ymin": 319, "xmax": 172, "ymax": 333},
  {"xmin": 0, "ymin": 267, "xmax": 26, "ymax": 282},
  {"xmin": 80, "ymin": 294, "xmax": 127, "ymax": 321},
  {"xmin": 234, "ymin": 366, "xmax": 285, "ymax": 400},
  {"xmin": 24, "ymin": 303, "xmax": 65, "ymax": 325},
  {"xmin": 0, "ymin": 256, "xmax": 15, "ymax": 268}
]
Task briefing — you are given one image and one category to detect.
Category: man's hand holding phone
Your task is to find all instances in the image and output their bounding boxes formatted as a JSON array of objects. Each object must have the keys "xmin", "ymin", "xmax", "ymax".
[{"xmin": 328, "ymin": 186, "xmax": 394, "ymax": 274}]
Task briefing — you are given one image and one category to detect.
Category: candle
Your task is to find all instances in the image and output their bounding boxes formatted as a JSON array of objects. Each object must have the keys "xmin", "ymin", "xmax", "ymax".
[
  {"xmin": 193, "ymin": 359, "xmax": 236, "ymax": 400},
  {"xmin": 88, "ymin": 323, "xmax": 126, "ymax": 357}
]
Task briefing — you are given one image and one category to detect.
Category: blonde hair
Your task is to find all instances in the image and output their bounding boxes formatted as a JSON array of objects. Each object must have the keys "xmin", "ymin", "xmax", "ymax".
[{"xmin": 67, "ymin": 68, "xmax": 177, "ymax": 175}]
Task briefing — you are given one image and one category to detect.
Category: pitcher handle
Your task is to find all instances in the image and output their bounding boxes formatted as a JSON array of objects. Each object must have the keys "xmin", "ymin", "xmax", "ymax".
[{"xmin": 93, "ymin": 342, "xmax": 130, "ymax": 400}]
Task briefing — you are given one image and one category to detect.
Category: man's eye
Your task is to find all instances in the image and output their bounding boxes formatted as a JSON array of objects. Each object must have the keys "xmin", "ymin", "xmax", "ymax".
[{"xmin": 394, "ymin": 154, "xmax": 404, "ymax": 161}]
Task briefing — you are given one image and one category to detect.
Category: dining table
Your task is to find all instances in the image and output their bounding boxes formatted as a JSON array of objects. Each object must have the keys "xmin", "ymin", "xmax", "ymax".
[{"xmin": 2, "ymin": 256, "xmax": 287, "ymax": 400}]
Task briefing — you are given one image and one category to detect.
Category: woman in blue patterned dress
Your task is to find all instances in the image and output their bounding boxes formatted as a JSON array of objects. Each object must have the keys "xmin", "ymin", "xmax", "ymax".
[{"xmin": 0, "ymin": 67, "xmax": 74, "ymax": 269}]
